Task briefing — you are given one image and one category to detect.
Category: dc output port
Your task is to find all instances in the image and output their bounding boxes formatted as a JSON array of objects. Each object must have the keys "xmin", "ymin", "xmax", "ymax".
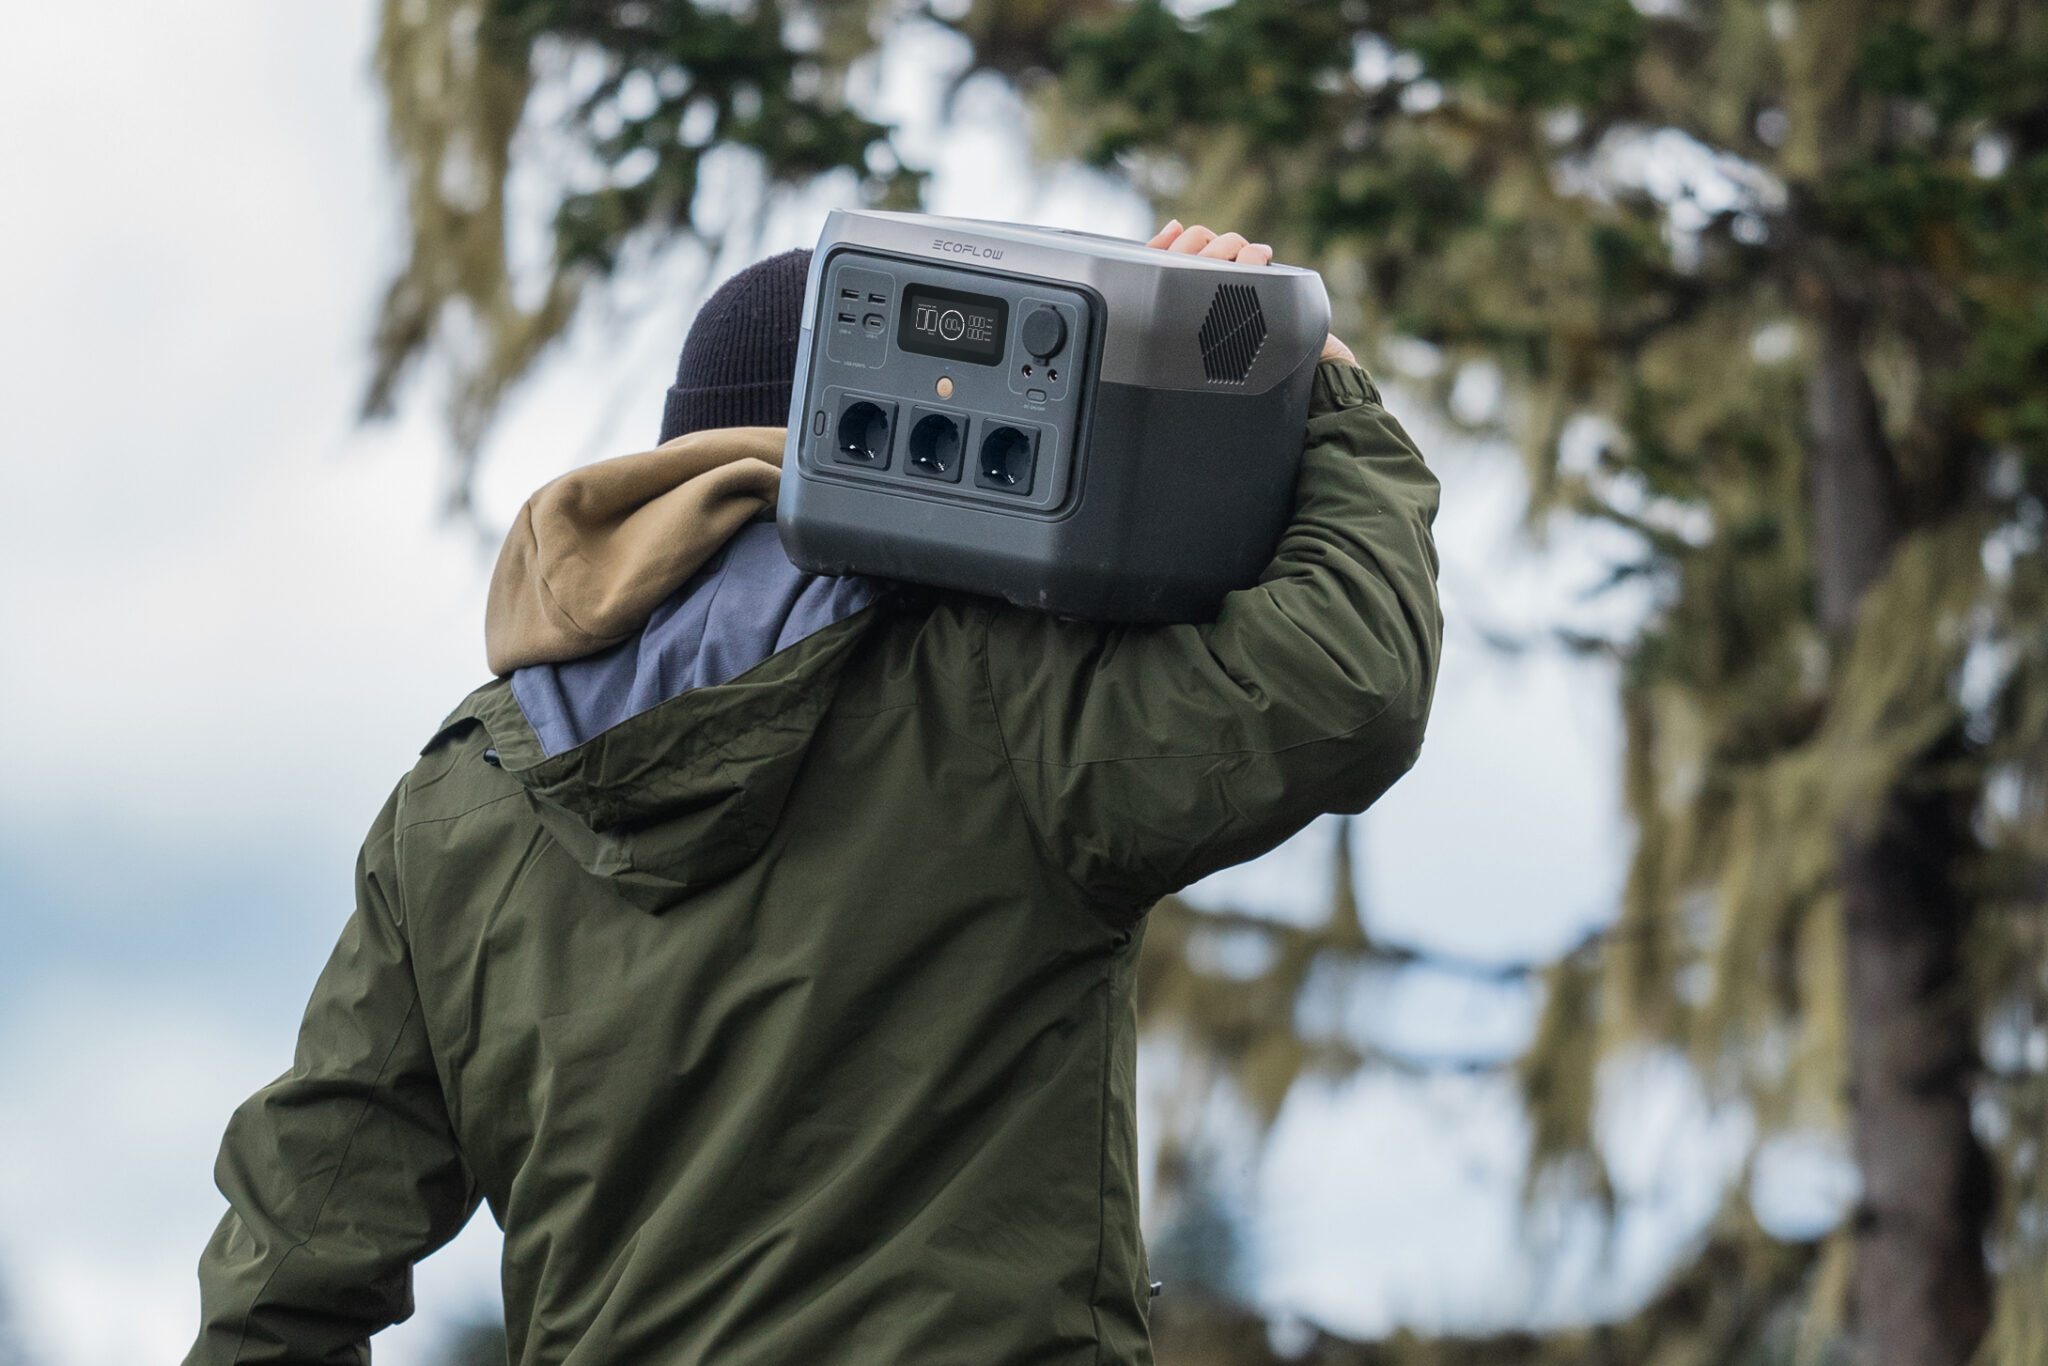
[
  {"xmin": 976, "ymin": 424, "xmax": 1037, "ymax": 495},
  {"xmin": 906, "ymin": 411, "xmax": 963, "ymax": 482},
  {"xmin": 834, "ymin": 398, "xmax": 893, "ymax": 468}
]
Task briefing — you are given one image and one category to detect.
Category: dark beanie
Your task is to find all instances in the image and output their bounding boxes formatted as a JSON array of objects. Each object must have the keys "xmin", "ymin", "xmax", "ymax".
[{"xmin": 659, "ymin": 247, "xmax": 813, "ymax": 443}]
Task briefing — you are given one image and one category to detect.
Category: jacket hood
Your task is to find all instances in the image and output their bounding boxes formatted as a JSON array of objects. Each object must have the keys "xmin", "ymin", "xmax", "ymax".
[
  {"xmin": 463, "ymin": 422, "xmax": 883, "ymax": 911},
  {"xmin": 485, "ymin": 425, "xmax": 787, "ymax": 675},
  {"xmin": 448, "ymin": 602, "xmax": 881, "ymax": 912}
]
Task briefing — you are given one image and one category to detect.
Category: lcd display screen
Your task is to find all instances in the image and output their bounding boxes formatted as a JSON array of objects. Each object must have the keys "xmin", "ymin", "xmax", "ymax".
[{"xmin": 898, "ymin": 284, "xmax": 1008, "ymax": 366}]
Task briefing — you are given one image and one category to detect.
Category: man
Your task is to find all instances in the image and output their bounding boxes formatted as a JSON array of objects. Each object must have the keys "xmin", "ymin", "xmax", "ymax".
[{"xmin": 185, "ymin": 221, "xmax": 1441, "ymax": 1365}]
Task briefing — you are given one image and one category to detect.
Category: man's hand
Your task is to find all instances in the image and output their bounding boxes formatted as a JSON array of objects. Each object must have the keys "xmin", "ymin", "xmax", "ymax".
[
  {"xmin": 1145, "ymin": 220, "xmax": 1357, "ymax": 367},
  {"xmin": 1145, "ymin": 219, "xmax": 1272, "ymax": 266}
]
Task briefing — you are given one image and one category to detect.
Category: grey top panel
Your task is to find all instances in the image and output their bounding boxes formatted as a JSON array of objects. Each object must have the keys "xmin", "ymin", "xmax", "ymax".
[{"xmin": 806, "ymin": 210, "xmax": 1330, "ymax": 395}]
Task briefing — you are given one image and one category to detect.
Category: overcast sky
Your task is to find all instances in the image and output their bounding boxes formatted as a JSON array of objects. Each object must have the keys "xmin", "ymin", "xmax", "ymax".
[{"xmin": 0, "ymin": 4, "xmax": 1735, "ymax": 1363}]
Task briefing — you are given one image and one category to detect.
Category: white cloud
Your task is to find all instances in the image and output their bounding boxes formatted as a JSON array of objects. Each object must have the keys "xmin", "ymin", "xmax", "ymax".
[
  {"xmin": 0, "ymin": 976, "xmax": 507, "ymax": 1366},
  {"xmin": 0, "ymin": 980, "xmax": 279, "ymax": 1365},
  {"xmin": 1256, "ymin": 1072, "xmax": 1532, "ymax": 1335}
]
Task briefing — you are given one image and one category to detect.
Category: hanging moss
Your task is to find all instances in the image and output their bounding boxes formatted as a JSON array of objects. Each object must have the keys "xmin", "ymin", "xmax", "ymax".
[{"xmin": 374, "ymin": 0, "xmax": 2048, "ymax": 1356}]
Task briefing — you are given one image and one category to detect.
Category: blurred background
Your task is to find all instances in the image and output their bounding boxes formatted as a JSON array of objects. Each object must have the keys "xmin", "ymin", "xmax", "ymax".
[{"xmin": 2, "ymin": 1, "xmax": 2043, "ymax": 1363}]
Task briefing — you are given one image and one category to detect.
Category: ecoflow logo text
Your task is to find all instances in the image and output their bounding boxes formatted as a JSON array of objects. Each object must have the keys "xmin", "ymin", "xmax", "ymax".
[{"xmin": 932, "ymin": 238, "xmax": 1004, "ymax": 260}]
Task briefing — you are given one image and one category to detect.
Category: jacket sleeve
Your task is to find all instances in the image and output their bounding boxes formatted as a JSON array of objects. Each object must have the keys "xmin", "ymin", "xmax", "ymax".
[
  {"xmin": 983, "ymin": 359, "xmax": 1442, "ymax": 916},
  {"xmin": 185, "ymin": 786, "xmax": 478, "ymax": 1366}
]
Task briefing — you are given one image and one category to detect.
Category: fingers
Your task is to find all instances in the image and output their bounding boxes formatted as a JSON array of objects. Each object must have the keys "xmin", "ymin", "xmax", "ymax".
[
  {"xmin": 1149, "ymin": 222, "xmax": 1274, "ymax": 265},
  {"xmin": 1196, "ymin": 230, "xmax": 1250, "ymax": 260},
  {"xmin": 1153, "ymin": 228, "xmax": 1348, "ymax": 360}
]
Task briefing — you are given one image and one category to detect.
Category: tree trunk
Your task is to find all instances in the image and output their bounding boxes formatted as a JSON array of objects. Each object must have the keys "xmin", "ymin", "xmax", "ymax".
[
  {"xmin": 1807, "ymin": 294, "xmax": 1992, "ymax": 1366},
  {"xmin": 1840, "ymin": 781, "xmax": 1991, "ymax": 1366}
]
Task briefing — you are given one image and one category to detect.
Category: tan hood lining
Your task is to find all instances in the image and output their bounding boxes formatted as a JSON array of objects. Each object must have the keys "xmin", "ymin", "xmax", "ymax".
[{"xmin": 485, "ymin": 426, "xmax": 787, "ymax": 675}]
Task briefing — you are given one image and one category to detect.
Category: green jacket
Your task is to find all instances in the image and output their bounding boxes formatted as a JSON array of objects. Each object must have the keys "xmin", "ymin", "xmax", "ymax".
[{"xmin": 186, "ymin": 360, "xmax": 1441, "ymax": 1365}]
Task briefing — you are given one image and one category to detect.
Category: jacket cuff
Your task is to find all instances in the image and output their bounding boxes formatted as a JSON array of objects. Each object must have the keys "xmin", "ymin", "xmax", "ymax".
[{"xmin": 1309, "ymin": 359, "xmax": 1383, "ymax": 416}]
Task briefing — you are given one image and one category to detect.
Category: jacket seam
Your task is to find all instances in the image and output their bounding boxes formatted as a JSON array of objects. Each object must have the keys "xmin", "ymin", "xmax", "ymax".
[
  {"xmin": 824, "ymin": 698, "xmax": 922, "ymax": 724},
  {"xmin": 807, "ymin": 694, "xmax": 1011, "ymax": 758},
  {"xmin": 1087, "ymin": 953, "xmax": 1116, "ymax": 1366},
  {"xmin": 1000, "ymin": 687, "xmax": 1406, "ymax": 772},
  {"xmin": 396, "ymin": 789, "xmax": 528, "ymax": 833},
  {"xmin": 227, "ymin": 982, "xmax": 424, "ymax": 1363},
  {"xmin": 507, "ymin": 599, "xmax": 886, "ymax": 771},
  {"xmin": 977, "ymin": 609, "xmax": 1113, "ymax": 916}
]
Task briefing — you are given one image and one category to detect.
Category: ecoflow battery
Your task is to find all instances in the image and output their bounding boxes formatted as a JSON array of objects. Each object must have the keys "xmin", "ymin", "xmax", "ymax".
[{"xmin": 777, "ymin": 210, "xmax": 1332, "ymax": 623}]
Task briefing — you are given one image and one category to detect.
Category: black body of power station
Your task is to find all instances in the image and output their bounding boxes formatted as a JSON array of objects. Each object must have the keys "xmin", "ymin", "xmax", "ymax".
[{"xmin": 776, "ymin": 211, "xmax": 1332, "ymax": 622}]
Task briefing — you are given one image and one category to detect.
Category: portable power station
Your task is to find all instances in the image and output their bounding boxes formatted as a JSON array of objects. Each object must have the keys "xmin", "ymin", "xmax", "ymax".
[{"xmin": 776, "ymin": 210, "xmax": 1332, "ymax": 622}]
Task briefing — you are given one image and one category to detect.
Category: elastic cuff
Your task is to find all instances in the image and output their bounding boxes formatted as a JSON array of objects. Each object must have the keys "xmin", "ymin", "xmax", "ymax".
[{"xmin": 1308, "ymin": 359, "xmax": 1383, "ymax": 416}]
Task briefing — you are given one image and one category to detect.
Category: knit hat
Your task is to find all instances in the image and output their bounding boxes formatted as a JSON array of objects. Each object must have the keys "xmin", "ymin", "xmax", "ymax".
[{"xmin": 659, "ymin": 248, "xmax": 813, "ymax": 443}]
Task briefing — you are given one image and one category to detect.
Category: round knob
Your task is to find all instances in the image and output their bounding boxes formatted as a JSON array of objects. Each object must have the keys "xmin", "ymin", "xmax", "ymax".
[{"xmin": 1020, "ymin": 306, "xmax": 1067, "ymax": 360}]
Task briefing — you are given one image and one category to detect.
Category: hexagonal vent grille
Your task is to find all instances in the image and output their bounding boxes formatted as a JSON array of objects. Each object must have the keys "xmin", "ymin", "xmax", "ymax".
[{"xmin": 1197, "ymin": 283, "xmax": 1267, "ymax": 384}]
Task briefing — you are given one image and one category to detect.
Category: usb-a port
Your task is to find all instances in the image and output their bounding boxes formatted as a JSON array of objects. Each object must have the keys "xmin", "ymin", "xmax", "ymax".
[
  {"xmin": 836, "ymin": 312, "xmax": 856, "ymax": 325},
  {"xmin": 868, "ymin": 292, "xmax": 886, "ymax": 303},
  {"xmin": 840, "ymin": 287, "xmax": 860, "ymax": 299}
]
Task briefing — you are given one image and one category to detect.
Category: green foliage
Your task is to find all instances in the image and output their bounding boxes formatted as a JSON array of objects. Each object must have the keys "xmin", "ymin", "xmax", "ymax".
[
  {"xmin": 1052, "ymin": 0, "xmax": 1355, "ymax": 160},
  {"xmin": 1013, "ymin": 0, "xmax": 2048, "ymax": 1356},
  {"xmin": 1395, "ymin": 0, "xmax": 1643, "ymax": 109},
  {"xmin": 368, "ymin": 0, "xmax": 921, "ymax": 509},
  {"xmin": 373, "ymin": 0, "xmax": 2048, "ymax": 1358},
  {"xmin": 1855, "ymin": 20, "xmax": 2048, "ymax": 125},
  {"xmin": 494, "ymin": 0, "xmax": 908, "ymax": 269}
]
